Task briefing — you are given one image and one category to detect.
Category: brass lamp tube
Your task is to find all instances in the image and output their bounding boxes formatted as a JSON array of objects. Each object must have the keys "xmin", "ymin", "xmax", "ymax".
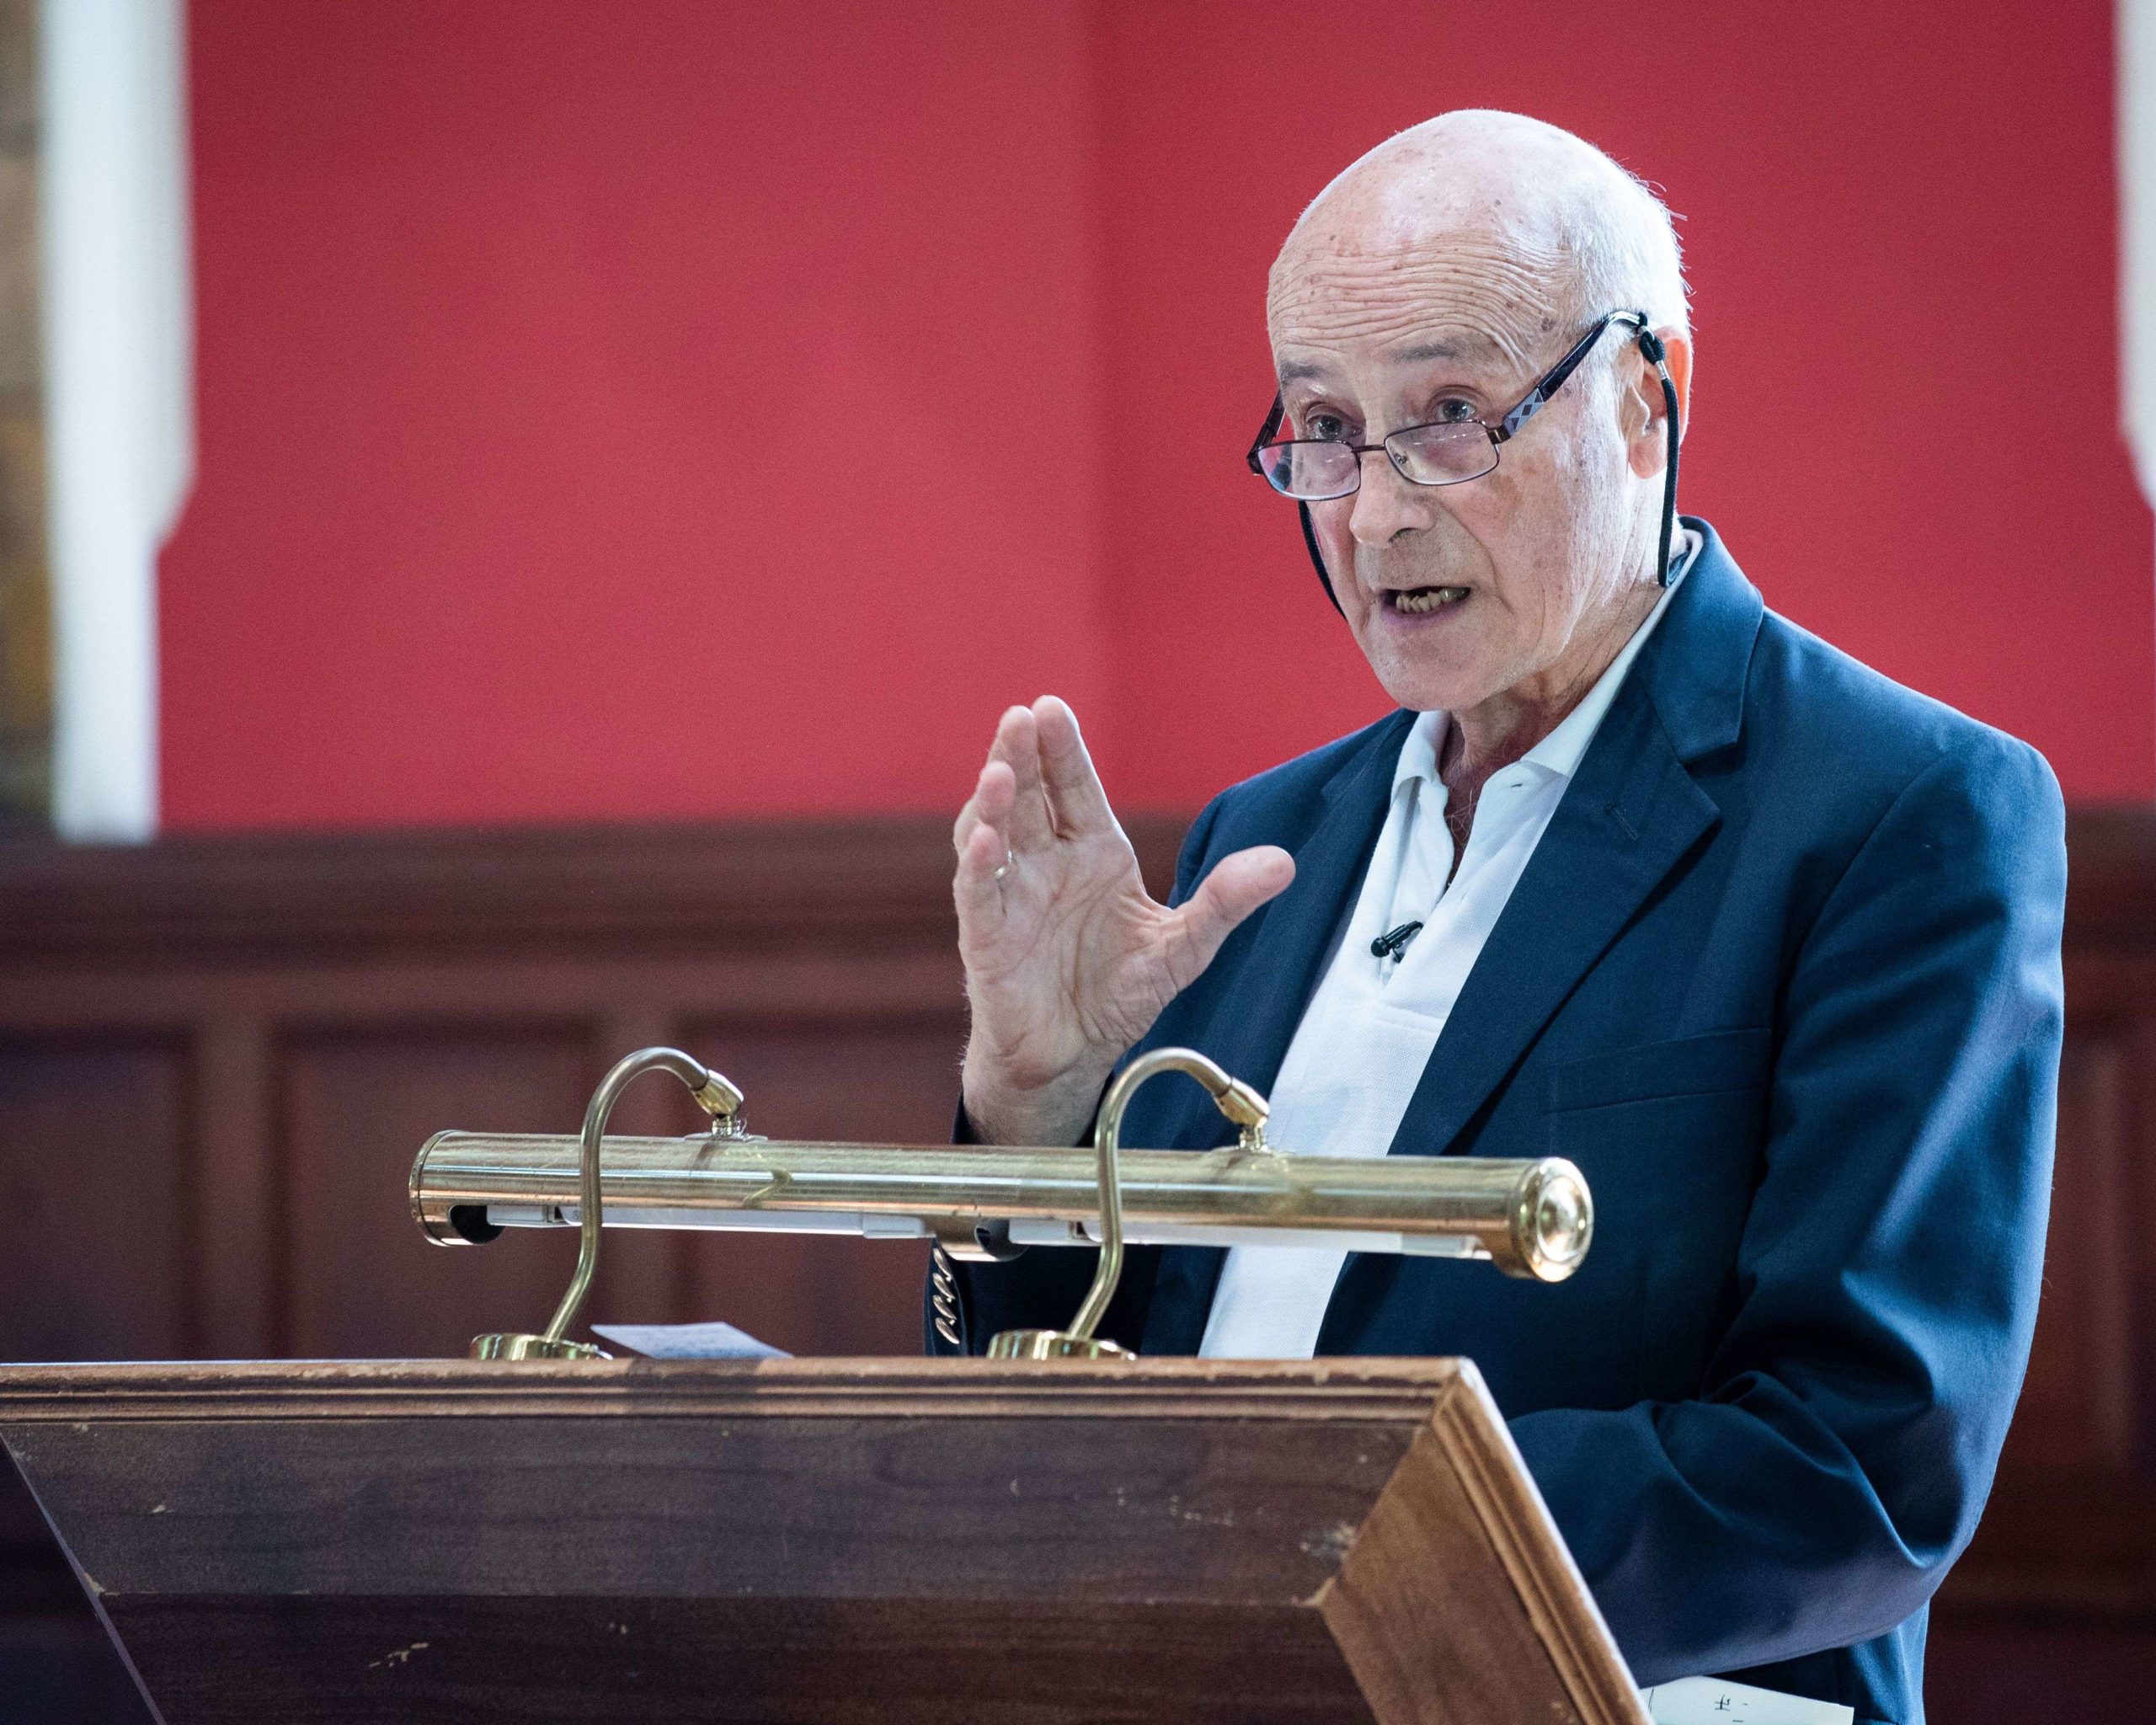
[
  {"xmin": 433, "ymin": 1044, "xmax": 1592, "ymax": 1365},
  {"xmin": 415, "ymin": 1105, "xmax": 1593, "ymax": 1284}
]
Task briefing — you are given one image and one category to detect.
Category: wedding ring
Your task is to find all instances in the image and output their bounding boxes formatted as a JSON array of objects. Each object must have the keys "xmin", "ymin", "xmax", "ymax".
[{"xmin": 994, "ymin": 847, "xmax": 1014, "ymax": 882}]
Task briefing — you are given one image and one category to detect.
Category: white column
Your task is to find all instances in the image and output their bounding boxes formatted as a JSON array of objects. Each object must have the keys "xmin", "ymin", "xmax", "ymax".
[
  {"xmin": 2126, "ymin": 8, "xmax": 2156, "ymax": 526},
  {"xmin": 39, "ymin": 0, "xmax": 194, "ymax": 841}
]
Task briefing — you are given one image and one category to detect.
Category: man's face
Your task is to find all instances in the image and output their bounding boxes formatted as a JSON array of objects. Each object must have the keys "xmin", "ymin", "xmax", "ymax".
[{"xmin": 1267, "ymin": 225, "xmax": 1646, "ymax": 717}]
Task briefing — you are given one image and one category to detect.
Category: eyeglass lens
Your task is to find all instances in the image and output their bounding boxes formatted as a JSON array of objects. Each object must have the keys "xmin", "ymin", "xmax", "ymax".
[{"xmin": 1255, "ymin": 421, "xmax": 1498, "ymax": 500}]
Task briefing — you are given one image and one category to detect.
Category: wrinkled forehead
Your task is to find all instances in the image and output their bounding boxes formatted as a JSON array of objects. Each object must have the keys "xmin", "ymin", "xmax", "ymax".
[{"xmin": 1266, "ymin": 215, "xmax": 1572, "ymax": 380}]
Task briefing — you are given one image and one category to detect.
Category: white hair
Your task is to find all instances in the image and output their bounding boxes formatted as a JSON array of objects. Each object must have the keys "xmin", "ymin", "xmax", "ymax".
[{"xmin": 1561, "ymin": 146, "xmax": 1689, "ymax": 339}]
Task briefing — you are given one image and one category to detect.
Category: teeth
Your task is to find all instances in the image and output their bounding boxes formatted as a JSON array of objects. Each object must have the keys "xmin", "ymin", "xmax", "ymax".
[{"xmin": 1393, "ymin": 587, "xmax": 1467, "ymax": 614}]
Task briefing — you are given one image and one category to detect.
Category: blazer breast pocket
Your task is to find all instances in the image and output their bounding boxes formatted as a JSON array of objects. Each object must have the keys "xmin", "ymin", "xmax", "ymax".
[{"xmin": 1548, "ymin": 1026, "xmax": 1773, "ymax": 1114}]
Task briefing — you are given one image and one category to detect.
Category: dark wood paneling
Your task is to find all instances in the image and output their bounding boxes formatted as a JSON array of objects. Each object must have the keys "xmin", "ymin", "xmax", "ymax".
[
  {"xmin": 2004, "ymin": 1028, "xmax": 2137, "ymax": 1473},
  {"xmin": 280, "ymin": 1028, "xmax": 600, "ymax": 1360},
  {"xmin": 0, "ymin": 1037, "xmax": 192, "ymax": 1361},
  {"xmin": 0, "ymin": 814, "xmax": 1094, "ymax": 963},
  {"xmin": 1927, "ymin": 1622, "xmax": 2156, "ymax": 1720},
  {"xmin": 1931, "ymin": 806, "xmax": 2156, "ymax": 1719}
]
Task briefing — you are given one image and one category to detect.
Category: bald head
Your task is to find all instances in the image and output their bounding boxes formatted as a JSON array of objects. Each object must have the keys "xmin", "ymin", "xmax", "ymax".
[{"xmin": 1269, "ymin": 111, "xmax": 1687, "ymax": 357}]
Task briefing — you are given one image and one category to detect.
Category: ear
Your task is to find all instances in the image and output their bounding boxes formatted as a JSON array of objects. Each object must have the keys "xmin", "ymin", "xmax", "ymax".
[{"xmin": 1624, "ymin": 327, "xmax": 1692, "ymax": 480}]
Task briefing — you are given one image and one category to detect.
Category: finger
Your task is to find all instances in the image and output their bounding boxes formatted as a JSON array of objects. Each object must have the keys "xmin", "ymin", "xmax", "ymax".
[
  {"xmin": 1033, "ymin": 696, "xmax": 1116, "ymax": 836},
  {"xmin": 953, "ymin": 818, "xmax": 1010, "ymax": 943},
  {"xmin": 953, "ymin": 756, "xmax": 1015, "ymax": 856},
  {"xmin": 1165, "ymin": 846, "xmax": 1296, "ymax": 984},
  {"xmin": 987, "ymin": 704, "xmax": 1053, "ymax": 851}
]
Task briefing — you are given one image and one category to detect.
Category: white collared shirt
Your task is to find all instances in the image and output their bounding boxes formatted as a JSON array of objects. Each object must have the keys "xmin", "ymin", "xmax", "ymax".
[{"xmin": 1198, "ymin": 541, "xmax": 1698, "ymax": 1359}]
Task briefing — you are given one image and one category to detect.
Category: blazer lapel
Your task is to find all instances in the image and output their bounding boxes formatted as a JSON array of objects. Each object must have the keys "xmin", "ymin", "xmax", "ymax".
[
  {"xmin": 1138, "ymin": 712, "xmax": 1408, "ymax": 1354},
  {"xmin": 1381, "ymin": 686, "xmax": 1718, "ymax": 1167}
]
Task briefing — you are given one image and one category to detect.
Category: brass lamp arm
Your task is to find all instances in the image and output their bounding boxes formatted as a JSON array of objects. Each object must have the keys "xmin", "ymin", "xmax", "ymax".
[
  {"xmin": 990, "ymin": 1046, "xmax": 1269, "ymax": 1360},
  {"xmin": 471, "ymin": 1047, "xmax": 744, "ymax": 1362}
]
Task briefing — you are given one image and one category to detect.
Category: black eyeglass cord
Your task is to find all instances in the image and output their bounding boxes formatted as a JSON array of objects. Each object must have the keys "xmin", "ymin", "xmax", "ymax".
[
  {"xmin": 1299, "ymin": 499, "xmax": 1340, "ymax": 615},
  {"xmin": 1635, "ymin": 327, "xmax": 1682, "ymax": 589}
]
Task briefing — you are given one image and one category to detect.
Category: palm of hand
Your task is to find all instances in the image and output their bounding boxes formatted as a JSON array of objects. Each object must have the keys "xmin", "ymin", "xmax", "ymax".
[
  {"xmin": 965, "ymin": 825, "xmax": 1183, "ymax": 1084},
  {"xmin": 953, "ymin": 697, "xmax": 1294, "ymax": 1145}
]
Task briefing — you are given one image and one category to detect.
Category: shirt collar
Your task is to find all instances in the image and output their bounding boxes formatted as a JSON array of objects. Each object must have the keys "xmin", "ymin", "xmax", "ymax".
[{"xmin": 1391, "ymin": 527, "xmax": 1700, "ymax": 796}]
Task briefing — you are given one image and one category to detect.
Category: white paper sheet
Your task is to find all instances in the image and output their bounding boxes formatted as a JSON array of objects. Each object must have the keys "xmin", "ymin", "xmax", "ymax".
[
  {"xmin": 589, "ymin": 1322, "xmax": 790, "ymax": 1359},
  {"xmin": 1642, "ymin": 1676, "xmax": 1854, "ymax": 1725}
]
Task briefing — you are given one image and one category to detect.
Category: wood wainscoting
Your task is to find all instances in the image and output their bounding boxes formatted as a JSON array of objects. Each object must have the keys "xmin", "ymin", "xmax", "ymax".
[{"xmin": 0, "ymin": 807, "xmax": 2150, "ymax": 1721}]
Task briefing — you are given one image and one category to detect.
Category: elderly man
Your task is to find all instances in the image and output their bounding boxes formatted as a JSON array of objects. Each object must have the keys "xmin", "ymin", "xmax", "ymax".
[{"xmin": 931, "ymin": 111, "xmax": 2062, "ymax": 1725}]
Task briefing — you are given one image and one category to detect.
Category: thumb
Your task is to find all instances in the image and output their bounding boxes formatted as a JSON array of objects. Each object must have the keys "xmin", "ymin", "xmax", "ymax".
[{"xmin": 1164, "ymin": 846, "xmax": 1295, "ymax": 985}]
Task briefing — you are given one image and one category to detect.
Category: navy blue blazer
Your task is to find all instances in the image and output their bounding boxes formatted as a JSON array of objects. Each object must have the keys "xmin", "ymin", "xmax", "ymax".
[{"xmin": 933, "ymin": 521, "xmax": 2065, "ymax": 1725}]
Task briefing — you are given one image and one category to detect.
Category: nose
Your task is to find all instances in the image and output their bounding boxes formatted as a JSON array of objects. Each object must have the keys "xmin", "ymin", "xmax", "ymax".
[{"xmin": 1347, "ymin": 446, "xmax": 1438, "ymax": 549}]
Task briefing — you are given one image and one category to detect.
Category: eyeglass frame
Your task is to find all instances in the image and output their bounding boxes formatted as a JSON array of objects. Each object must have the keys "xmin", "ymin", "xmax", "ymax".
[{"xmin": 1244, "ymin": 307, "xmax": 1652, "ymax": 500}]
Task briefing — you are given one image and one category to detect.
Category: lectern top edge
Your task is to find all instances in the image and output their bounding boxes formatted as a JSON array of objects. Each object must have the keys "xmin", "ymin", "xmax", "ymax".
[{"xmin": 0, "ymin": 1354, "xmax": 1475, "ymax": 1426}]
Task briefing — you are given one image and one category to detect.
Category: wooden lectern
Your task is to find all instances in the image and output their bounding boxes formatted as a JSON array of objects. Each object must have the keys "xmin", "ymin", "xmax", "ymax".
[{"xmin": 0, "ymin": 1356, "xmax": 1647, "ymax": 1725}]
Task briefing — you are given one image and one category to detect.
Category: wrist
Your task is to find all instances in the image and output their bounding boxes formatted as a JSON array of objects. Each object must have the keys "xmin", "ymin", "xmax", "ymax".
[{"xmin": 961, "ymin": 1049, "xmax": 1115, "ymax": 1147}]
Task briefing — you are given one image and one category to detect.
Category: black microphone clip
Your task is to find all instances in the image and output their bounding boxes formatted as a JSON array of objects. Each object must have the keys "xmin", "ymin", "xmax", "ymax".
[{"xmin": 1370, "ymin": 921, "xmax": 1423, "ymax": 962}]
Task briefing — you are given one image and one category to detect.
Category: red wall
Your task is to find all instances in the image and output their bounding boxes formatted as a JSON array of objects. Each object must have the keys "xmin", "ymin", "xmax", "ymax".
[
  {"xmin": 164, "ymin": 1, "xmax": 1109, "ymax": 825},
  {"xmin": 162, "ymin": 0, "xmax": 2154, "ymax": 829}
]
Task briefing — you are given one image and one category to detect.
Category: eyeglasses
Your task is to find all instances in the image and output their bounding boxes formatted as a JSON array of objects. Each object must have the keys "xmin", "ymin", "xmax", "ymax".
[{"xmin": 1246, "ymin": 309, "xmax": 1650, "ymax": 501}]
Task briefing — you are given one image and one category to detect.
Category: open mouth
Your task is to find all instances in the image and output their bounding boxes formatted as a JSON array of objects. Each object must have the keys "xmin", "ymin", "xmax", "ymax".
[{"xmin": 1387, "ymin": 585, "xmax": 1470, "ymax": 615}]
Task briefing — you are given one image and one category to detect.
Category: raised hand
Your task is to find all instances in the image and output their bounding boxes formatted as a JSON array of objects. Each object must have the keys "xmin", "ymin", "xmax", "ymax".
[{"xmin": 953, "ymin": 696, "xmax": 1295, "ymax": 1147}]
